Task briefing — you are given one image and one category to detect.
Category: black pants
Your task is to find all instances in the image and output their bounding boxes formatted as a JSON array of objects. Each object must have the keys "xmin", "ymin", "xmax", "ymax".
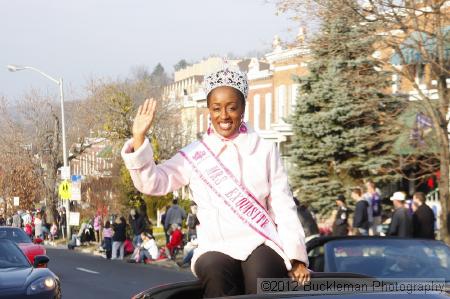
[{"xmin": 195, "ymin": 245, "xmax": 288, "ymax": 298}]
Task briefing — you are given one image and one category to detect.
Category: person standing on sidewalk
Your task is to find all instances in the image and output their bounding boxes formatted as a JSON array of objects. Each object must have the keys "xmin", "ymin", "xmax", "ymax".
[
  {"xmin": 164, "ymin": 198, "xmax": 186, "ymax": 233},
  {"xmin": 112, "ymin": 216, "xmax": 127, "ymax": 260},
  {"xmin": 160, "ymin": 205, "xmax": 171, "ymax": 244},
  {"xmin": 412, "ymin": 192, "xmax": 435, "ymax": 239},
  {"xmin": 129, "ymin": 209, "xmax": 146, "ymax": 247},
  {"xmin": 388, "ymin": 192, "xmax": 413, "ymax": 237},
  {"xmin": 93, "ymin": 213, "xmax": 102, "ymax": 243},
  {"xmin": 102, "ymin": 221, "xmax": 113, "ymax": 259},
  {"xmin": 12, "ymin": 211, "xmax": 21, "ymax": 228},
  {"xmin": 59, "ymin": 208, "xmax": 67, "ymax": 239},
  {"xmin": 332, "ymin": 195, "xmax": 349, "ymax": 236},
  {"xmin": 363, "ymin": 180, "xmax": 382, "ymax": 235},
  {"xmin": 351, "ymin": 187, "xmax": 370, "ymax": 236}
]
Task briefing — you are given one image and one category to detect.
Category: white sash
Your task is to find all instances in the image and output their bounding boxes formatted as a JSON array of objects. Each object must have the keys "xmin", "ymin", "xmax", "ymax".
[{"xmin": 179, "ymin": 140, "xmax": 283, "ymax": 251}]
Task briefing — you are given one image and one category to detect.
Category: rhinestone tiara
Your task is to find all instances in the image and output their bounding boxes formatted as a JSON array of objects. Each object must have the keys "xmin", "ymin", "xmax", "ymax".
[{"xmin": 204, "ymin": 66, "xmax": 248, "ymax": 100}]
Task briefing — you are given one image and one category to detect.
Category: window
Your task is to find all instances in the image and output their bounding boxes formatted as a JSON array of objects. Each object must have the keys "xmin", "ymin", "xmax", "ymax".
[
  {"xmin": 265, "ymin": 93, "xmax": 272, "ymax": 130},
  {"xmin": 277, "ymin": 85, "xmax": 286, "ymax": 121},
  {"xmin": 253, "ymin": 94, "xmax": 260, "ymax": 130}
]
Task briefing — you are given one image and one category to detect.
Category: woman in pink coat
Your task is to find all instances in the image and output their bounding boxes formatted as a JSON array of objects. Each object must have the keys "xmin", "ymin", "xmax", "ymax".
[{"xmin": 122, "ymin": 66, "xmax": 309, "ymax": 297}]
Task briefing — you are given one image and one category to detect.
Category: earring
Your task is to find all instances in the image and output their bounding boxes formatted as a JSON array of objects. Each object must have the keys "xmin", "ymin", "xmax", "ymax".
[
  {"xmin": 207, "ymin": 115, "xmax": 212, "ymax": 135},
  {"xmin": 239, "ymin": 115, "xmax": 247, "ymax": 133}
]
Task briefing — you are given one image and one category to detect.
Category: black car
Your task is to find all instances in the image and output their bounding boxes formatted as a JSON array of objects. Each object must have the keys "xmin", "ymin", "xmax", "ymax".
[
  {"xmin": 306, "ymin": 236, "xmax": 450, "ymax": 280},
  {"xmin": 0, "ymin": 239, "xmax": 61, "ymax": 299},
  {"xmin": 132, "ymin": 273, "xmax": 448, "ymax": 299},
  {"xmin": 132, "ymin": 237, "xmax": 450, "ymax": 298}
]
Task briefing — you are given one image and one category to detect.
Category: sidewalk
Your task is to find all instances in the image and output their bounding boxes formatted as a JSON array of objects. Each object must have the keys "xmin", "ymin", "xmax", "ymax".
[{"xmin": 44, "ymin": 240, "xmax": 187, "ymax": 271}]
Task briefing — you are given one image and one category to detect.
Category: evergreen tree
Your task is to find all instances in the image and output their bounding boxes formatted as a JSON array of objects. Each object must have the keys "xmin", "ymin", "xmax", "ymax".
[{"xmin": 289, "ymin": 2, "xmax": 401, "ymax": 214}]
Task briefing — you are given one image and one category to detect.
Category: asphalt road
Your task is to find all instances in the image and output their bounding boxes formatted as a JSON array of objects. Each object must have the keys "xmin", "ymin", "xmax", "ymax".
[{"xmin": 46, "ymin": 247, "xmax": 195, "ymax": 299}]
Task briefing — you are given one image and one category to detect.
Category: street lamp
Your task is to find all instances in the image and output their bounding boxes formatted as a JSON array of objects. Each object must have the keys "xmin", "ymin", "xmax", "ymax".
[{"xmin": 7, "ymin": 64, "xmax": 71, "ymax": 240}]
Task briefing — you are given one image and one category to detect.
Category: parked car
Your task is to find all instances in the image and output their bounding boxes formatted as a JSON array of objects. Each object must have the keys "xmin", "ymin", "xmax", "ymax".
[
  {"xmin": 0, "ymin": 226, "xmax": 46, "ymax": 265},
  {"xmin": 306, "ymin": 236, "xmax": 450, "ymax": 280},
  {"xmin": 0, "ymin": 239, "xmax": 61, "ymax": 299}
]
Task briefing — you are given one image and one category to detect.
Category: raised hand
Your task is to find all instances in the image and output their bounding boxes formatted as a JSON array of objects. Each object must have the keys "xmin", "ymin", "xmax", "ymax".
[{"xmin": 132, "ymin": 98, "xmax": 156, "ymax": 150}]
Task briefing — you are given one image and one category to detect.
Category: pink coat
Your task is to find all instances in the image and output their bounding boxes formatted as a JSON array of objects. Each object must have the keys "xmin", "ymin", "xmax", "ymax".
[{"xmin": 121, "ymin": 126, "xmax": 308, "ymax": 275}]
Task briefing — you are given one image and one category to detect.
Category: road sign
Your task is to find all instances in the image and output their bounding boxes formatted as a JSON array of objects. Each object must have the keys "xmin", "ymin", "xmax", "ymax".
[
  {"xmin": 58, "ymin": 180, "xmax": 71, "ymax": 200},
  {"xmin": 69, "ymin": 212, "xmax": 80, "ymax": 226},
  {"xmin": 60, "ymin": 166, "xmax": 70, "ymax": 180},
  {"xmin": 71, "ymin": 181, "xmax": 81, "ymax": 201}
]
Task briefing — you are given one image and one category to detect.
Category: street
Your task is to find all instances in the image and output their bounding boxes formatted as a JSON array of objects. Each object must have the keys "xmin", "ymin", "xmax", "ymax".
[{"xmin": 45, "ymin": 247, "xmax": 195, "ymax": 299}]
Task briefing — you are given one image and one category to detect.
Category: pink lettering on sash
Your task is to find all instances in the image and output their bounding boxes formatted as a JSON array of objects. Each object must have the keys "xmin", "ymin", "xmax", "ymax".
[{"xmin": 179, "ymin": 141, "xmax": 283, "ymax": 250}]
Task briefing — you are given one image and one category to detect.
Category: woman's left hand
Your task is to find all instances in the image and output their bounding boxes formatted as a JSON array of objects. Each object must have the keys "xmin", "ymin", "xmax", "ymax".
[{"xmin": 289, "ymin": 260, "xmax": 311, "ymax": 285}]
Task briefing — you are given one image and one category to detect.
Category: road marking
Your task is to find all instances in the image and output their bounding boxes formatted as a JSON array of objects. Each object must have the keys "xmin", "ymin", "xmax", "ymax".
[{"xmin": 76, "ymin": 267, "xmax": 99, "ymax": 274}]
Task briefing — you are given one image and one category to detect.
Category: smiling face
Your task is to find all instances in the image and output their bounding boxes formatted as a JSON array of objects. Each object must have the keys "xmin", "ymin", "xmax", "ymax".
[{"xmin": 207, "ymin": 86, "xmax": 245, "ymax": 138}]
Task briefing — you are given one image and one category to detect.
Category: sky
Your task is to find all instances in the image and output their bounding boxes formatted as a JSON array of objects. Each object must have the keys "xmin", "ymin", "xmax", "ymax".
[{"xmin": 0, "ymin": 0, "xmax": 297, "ymax": 101}]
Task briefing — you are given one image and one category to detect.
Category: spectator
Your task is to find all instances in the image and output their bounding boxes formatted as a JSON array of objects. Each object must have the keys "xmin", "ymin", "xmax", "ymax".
[
  {"xmin": 164, "ymin": 199, "xmax": 186, "ymax": 233},
  {"xmin": 93, "ymin": 213, "xmax": 102, "ymax": 243},
  {"xmin": 186, "ymin": 202, "xmax": 199, "ymax": 240},
  {"xmin": 388, "ymin": 192, "xmax": 413, "ymax": 237},
  {"xmin": 412, "ymin": 192, "xmax": 435, "ymax": 239},
  {"xmin": 34, "ymin": 213, "xmax": 43, "ymax": 239},
  {"xmin": 351, "ymin": 187, "xmax": 370, "ymax": 236},
  {"xmin": 50, "ymin": 223, "xmax": 58, "ymax": 241},
  {"xmin": 0, "ymin": 214, "xmax": 5, "ymax": 226},
  {"xmin": 129, "ymin": 209, "xmax": 147, "ymax": 247},
  {"xmin": 6, "ymin": 215, "xmax": 13, "ymax": 226},
  {"xmin": 332, "ymin": 195, "xmax": 349, "ymax": 236},
  {"xmin": 166, "ymin": 223, "xmax": 183, "ymax": 259},
  {"xmin": 59, "ymin": 208, "xmax": 67, "ymax": 239},
  {"xmin": 363, "ymin": 180, "xmax": 381, "ymax": 235},
  {"xmin": 177, "ymin": 238, "xmax": 198, "ymax": 268},
  {"xmin": 12, "ymin": 211, "xmax": 21, "ymax": 228},
  {"xmin": 160, "ymin": 205, "xmax": 170, "ymax": 244},
  {"xmin": 102, "ymin": 221, "xmax": 113, "ymax": 259},
  {"xmin": 136, "ymin": 232, "xmax": 159, "ymax": 263},
  {"xmin": 124, "ymin": 239, "xmax": 134, "ymax": 256},
  {"xmin": 293, "ymin": 198, "xmax": 320, "ymax": 240},
  {"xmin": 112, "ymin": 216, "xmax": 127, "ymax": 260},
  {"xmin": 24, "ymin": 222, "xmax": 33, "ymax": 238},
  {"xmin": 68, "ymin": 223, "xmax": 87, "ymax": 250}
]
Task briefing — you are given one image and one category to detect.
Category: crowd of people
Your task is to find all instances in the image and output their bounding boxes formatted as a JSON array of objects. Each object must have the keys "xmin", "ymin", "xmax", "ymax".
[
  {"xmin": 330, "ymin": 180, "xmax": 436, "ymax": 239},
  {"xmin": 0, "ymin": 207, "xmax": 67, "ymax": 242},
  {"xmin": 71, "ymin": 203, "xmax": 192, "ymax": 265}
]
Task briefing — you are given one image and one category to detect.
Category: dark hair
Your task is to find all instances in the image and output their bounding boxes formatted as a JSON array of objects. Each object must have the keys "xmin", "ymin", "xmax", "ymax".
[
  {"xmin": 336, "ymin": 194, "xmax": 346, "ymax": 202},
  {"xmin": 413, "ymin": 192, "xmax": 426, "ymax": 203},
  {"xmin": 105, "ymin": 221, "xmax": 111, "ymax": 228},
  {"xmin": 120, "ymin": 216, "xmax": 126, "ymax": 225},
  {"xmin": 206, "ymin": 86, "xmax": 245, "ymax": 108},
  {"xmin": 172, "ymin": 198, "xmax": 178, "ymax": 205},
  {"xmin": 351, "ymin": 187, "xmax": 362, "ymax": 197}
]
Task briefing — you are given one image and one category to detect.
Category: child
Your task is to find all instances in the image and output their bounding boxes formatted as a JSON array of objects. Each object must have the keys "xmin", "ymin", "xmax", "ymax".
[{"xmin": 102, "ymin": 221, "xmax": 113, "ymax": 259}]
